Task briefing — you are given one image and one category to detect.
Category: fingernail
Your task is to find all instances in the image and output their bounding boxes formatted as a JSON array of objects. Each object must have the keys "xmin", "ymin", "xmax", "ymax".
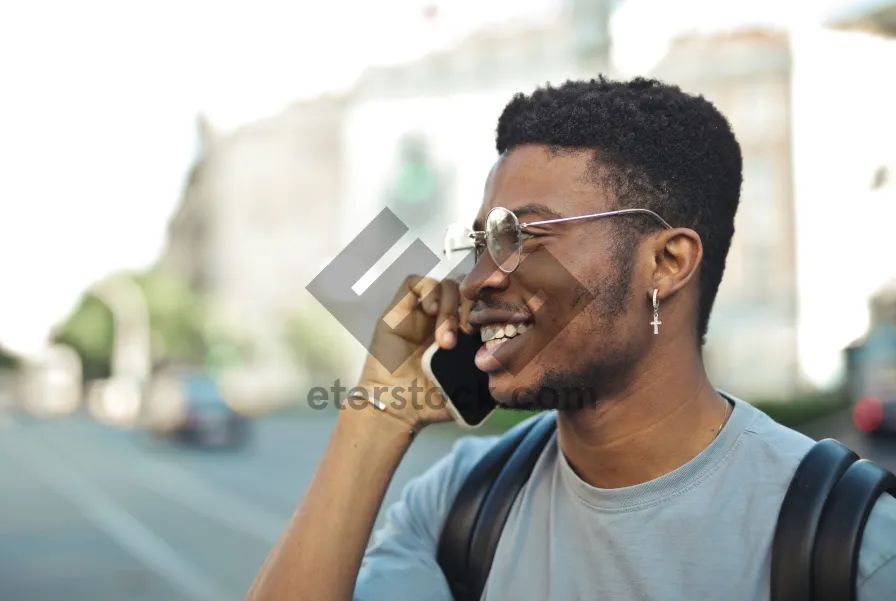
[
  {"xmin": 443, "ymin": 331, "xmax": 455, "ymax": 345},
  {"xmin": 429, "ymin": 301, "xmax": 439, "ymax": 313}
]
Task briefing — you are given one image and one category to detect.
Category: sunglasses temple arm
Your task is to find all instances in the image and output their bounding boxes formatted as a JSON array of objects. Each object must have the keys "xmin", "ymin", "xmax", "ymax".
[{"xmin": 521, "ymin": 209, "xmax": 672, "ymax": 230}]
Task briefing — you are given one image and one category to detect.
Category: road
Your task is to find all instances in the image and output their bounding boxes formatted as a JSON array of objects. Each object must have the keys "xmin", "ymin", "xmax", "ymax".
[
  {"xmin": 1, "ymin": 406, "xmax": 895, "ymax": 601},
  {"xmin": 0, "ymin": 408, "xmax": 471, "ymax": 601}
]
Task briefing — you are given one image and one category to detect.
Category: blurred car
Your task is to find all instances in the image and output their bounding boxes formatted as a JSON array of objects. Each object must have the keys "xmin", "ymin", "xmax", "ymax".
[
  {"xmin": 845, "ymin": 320, "xmax": 896, "ymax": 436},
  {"xmin": 852, "ymin": 395, "xmax": 896, "ymax": 435},
  {"xmin": 138, "ymin": 369, "xmax": 249, "ymax": 448}
]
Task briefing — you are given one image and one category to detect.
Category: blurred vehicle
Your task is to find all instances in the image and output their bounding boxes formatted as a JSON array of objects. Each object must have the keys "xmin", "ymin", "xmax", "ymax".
[
  {"xmin": 845, "ymin": 316, "xmax": 896, "ymax": 435},
  {"xmin": 852, "ymin": 395, "xmax": 896, "ymax": 435},
  {"xmin": 137, "ymin": 368, "xmax": 249, "ymax": 448}
]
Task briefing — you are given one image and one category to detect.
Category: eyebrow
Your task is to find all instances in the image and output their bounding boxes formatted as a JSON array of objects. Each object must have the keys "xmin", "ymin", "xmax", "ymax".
[{"xmin": 472, "ymin": 203, "xmax": 564, "ymax": 231}]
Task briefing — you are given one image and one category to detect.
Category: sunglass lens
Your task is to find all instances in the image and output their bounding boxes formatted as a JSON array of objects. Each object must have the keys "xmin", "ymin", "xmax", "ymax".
[{"xmin": 486, "ymin": 208, "xmax": 521, "ymax": 272}]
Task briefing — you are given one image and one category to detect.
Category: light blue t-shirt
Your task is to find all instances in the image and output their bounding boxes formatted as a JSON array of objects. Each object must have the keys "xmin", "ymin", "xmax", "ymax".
[{"xmin": 354, "ymin": 396, "xmax": 896, "ymax": 600}]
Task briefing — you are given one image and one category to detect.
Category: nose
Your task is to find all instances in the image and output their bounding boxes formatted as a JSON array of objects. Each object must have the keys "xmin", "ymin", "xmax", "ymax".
[{"xmin": 460, "ymin": 252, "xmax": 510, "ymax": 301}]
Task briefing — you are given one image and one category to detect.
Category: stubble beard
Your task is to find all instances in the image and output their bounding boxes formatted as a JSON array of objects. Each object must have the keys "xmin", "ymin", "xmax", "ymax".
[{"xmin": 504, "ymin": 245, "xmax": 637, "ymax": 412}]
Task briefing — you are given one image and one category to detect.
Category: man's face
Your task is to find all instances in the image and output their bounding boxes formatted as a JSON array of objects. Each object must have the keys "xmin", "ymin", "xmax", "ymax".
[{"xmin": 459, "ymin": 145, "xmax": 648, "ymax": 409}]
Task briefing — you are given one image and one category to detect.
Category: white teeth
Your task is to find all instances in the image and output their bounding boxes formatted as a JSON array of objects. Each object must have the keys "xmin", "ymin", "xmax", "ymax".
[{"xmin": 480, "ymin": 322, "xmax": 532, "ymax": 342}]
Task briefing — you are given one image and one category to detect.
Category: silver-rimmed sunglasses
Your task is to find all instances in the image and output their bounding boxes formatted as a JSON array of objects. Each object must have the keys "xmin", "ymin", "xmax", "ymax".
[{"xmin": 443, "ymin": 206, "xmax": 673, "ymax": 273}]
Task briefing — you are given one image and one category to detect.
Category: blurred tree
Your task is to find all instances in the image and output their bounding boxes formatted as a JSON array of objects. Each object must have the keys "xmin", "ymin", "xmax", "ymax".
[
  {"xmin": 52, "ymin": 269, "xmax": 215, "ymax": 381},
  {"xmin": 135, "ymin": 269, "xmax": 209, "ymax": 365},
  {"xmin": 283, "ymin": 304, "xmax": 351, "ymax": 384},
  {"xmin": 51, "ymin": 293, "xmax": 115, "ymax": 381},
  {"xmin": 871, "ymin": 165, "xmax": 889, "ymax": 190},
  {"xmin": 0, "ymin": 344, "xmax": 21, "ymax": 370},
  {"xmin": 200, "ymin": 297, "xmax": 251, "ymax": 373}
]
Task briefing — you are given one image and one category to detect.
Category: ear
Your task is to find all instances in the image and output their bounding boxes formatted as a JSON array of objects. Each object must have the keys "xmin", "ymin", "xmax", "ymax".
[{"xmin": 647, "ymin": 228, "xmax": 703, "ymax": 302}]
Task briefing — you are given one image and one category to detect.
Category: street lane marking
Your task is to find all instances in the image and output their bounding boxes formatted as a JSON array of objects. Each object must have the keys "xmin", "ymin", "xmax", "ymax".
[
  {"xmin": 116, "ymin": 455, "xmax": 287, "ymax": 545},
  {"xmin": 18, "ymin": 412, "xmax": 292, "ymax": 546},
  {"xmin": 33, "ymin": 424, "xmax": 290, "ymax": 545},
  {"xmin": 4, "ymin": 424, "xmax": 237, "ymax": 601}
]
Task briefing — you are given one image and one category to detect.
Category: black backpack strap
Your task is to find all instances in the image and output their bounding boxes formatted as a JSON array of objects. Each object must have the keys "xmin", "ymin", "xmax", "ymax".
[
  {"xmin": 436, "ymin": 411, "xmax": 557, "ymax": 601},
  {"xmin": 466, "ymin": 412, "xmax": 558, "ymax": 596},
  {"xmin": 813, "ymin": 459, "xmax": 896, "ymax": 601},
  {"xmin": 771, "ymin": 438, "xmax": 859, "ymax": 601},
  {"xmin": 436, "ymin": 413, "xmax": 542, "ymax": 600}
]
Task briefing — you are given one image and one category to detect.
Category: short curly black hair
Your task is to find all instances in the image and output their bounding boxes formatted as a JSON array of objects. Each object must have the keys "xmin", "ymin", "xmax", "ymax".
[{"xmin": 495, "ymin": 76, "xmax": 743, "ymax": 346}]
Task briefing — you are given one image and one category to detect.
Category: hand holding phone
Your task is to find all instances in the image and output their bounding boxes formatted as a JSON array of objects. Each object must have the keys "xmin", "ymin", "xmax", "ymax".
[
  {"xmin": 353, "ymin": 276, "xmax": 470, "ymax": 430},
  {"xmin": 422, "ymin": 330, "xmax": 498, "ymax": 428}
]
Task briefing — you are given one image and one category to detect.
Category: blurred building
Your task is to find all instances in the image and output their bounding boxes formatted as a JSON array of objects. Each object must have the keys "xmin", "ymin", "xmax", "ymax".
[
  {"xmin": 649, "ymin": 30, "xmax": 801, "ymax": 399},
  {"xmin": 650, "ymin": 30, "xmax": 800, "ymax": 398},
  {"xmin": 158, "ymin": 94, "xmax": 348, "ymax": 404},
  {"xmin": 339, "ymin": 5, "xmax": 613, "ymax": 254},
  {"xmin": 828, "ymin": 0, "xmax": 896, "ymax": 211},
  {"xmin": 162, "ymin": 95, "xmax": 346, "ymax": 302}
]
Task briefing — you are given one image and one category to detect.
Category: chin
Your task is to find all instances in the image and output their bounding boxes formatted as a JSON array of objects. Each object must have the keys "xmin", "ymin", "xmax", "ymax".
[
  {"xmin": 487, "ymin": 368, "xmax": 548, "ymax": 409},
  {"xmin": 490, "ymin": 364, "xmax": 600, "ymax": 411},
  {"xmin": 486, "ymin": 372, "xmax": 521, "ymax": 406}
]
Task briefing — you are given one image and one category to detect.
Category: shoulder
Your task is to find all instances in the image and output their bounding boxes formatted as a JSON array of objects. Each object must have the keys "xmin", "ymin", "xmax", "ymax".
[
  {"xmin": 726, "ymin": 398, "xmax": 896, "ymax": 597},
  {"xmin": 399, "ymin": 413, "xmax": 550, "ymax": 532},
  {"xmin": 728, "ymin": 396, "xmax": 817, "ymax": 473},
  {"xmin": 741, "ymin": 401, "xmax": 896, "ymax": 601},
  {"xmin": 366, "ymin": 422, "xmax": 510, "ymax": 552},
  {"xmin": 353, "ymin": 421, "xmax": 520, "ymax": 601},
  {"xmin": 407, "ymin": 432, "xmax": 502, "ymax": 536}
]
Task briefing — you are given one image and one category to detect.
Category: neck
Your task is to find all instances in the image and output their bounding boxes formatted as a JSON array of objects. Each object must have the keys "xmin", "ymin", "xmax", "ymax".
[{"xmin": 556, "ymin": 347, "xmax": 731, "ymax": 490}]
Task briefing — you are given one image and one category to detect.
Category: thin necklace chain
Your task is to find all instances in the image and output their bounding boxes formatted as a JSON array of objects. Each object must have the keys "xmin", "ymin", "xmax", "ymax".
[{"xmin": 714, "ymin": 401, "xmax": 732, "ymax": 438}]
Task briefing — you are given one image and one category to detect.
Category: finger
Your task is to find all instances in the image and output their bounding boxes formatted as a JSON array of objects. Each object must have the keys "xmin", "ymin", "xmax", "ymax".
[
  {"xmin": 450, "ymin": 273, "xmax": 474, "ymax": 335},
  {"xmin": 459, "ymin": 295, "xmax": 474, "ymax": 335},
  {"xmin": 389, "ymin": 275, "xmax": 424, "ymax": 312},
  {"xmin": 411, "ymin": 277, "xmax": 442, "ymax": 316},
  {"xmin": 435, "ymin": 280, "xmax": 460, "ymax": 348},
  {"xmin": 383, "ymin": 275, "xmax": 431, "ymax": 330}
]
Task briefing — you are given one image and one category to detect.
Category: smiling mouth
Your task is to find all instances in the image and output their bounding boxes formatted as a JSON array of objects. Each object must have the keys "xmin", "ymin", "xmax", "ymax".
[{"xmin": 480, "ymin": 321, "xmax": 533, "ymax": 350}]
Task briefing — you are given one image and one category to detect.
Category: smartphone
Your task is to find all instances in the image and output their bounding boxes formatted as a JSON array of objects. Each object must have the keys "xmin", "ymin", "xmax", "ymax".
[{"xmin": 421, "ymin": 330, "xmax": 498, "ymax": 428}]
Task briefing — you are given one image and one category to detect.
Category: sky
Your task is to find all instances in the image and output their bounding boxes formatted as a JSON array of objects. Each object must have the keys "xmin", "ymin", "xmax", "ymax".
[{"xmin": 0, "ymin": 0, "xmax": 889, "ymax": 388}]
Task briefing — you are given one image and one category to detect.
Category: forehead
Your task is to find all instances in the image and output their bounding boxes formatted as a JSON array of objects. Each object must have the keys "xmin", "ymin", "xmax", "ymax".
[{"xmin": 475, "ymin": 145, "xmax": 610, "ymax": 227}]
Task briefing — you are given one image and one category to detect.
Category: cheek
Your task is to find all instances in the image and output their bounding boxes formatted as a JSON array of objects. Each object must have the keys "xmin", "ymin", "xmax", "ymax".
[
  {"xmin": 489, "ymin": 305, "xmax": 627, "ymax": 402},
  {"xmin": 520, "ymin": 308, "xmax": 604, "ymax": 380},
  {"xmin": 549, "ymin": 306, "xmax": 605, "ymax": 354},
  {"xmin": 516, "ymin": 265, "xmax": 607, "ymax": 363},
  {"xmin": 543, "ymin": 293, "xmax": 632, "ymax": 361}
]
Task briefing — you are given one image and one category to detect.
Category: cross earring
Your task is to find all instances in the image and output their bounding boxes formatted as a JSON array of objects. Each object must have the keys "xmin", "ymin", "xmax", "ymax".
[{"xmin": 651, "ymin": 288, "xmax": 662, "ymax": 335}]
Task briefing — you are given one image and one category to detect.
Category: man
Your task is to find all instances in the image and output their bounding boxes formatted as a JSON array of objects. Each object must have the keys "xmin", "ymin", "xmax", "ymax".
[{"xmin": 246, "ymin": 77, "xmax": 896, "ymax": 600}]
